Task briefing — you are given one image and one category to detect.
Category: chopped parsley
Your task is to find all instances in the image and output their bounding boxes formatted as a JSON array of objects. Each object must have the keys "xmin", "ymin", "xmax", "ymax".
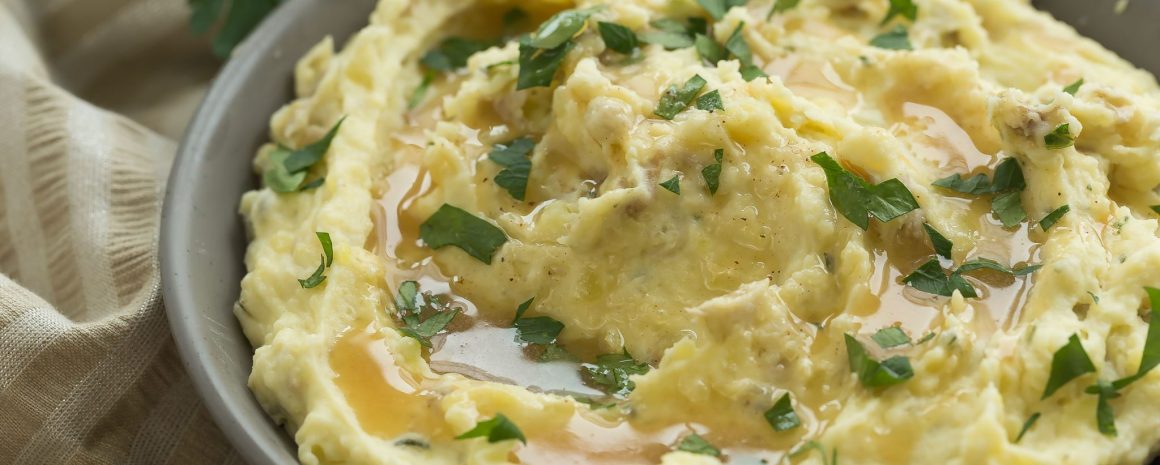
[
  {"xmin": 1044, "ymin": 123, "xmax": 1075, "ymax": 150},
  {"xmin": 393, "ymin": 281, "xmax": 460, "ymax": 347},
  {"xmin": 528, "ymin": 9, "xmax": 593, "ymax": 49},
  {"xmin": 1038, "ymin": 205, "xmax": 1070, "ymax": 231},
  {"xmin": 903, "ymin": 257, "xmax": 1039, "ymax": 298},
  {"xmin": 1087, "ymin": 380, "xmax": 1120, "ymax": 436},
  {"xmin": 845, "ymin": 334, "xmax": 914, "ymax": 388},
  {"xmin": 513, "ymin": 299, "xmax": 565, "ymax": 346},
  {"xmin": 882, "ymin": 0, "xmax": 918, "ymax": 24},
  {"xmin": 702, "ymin": 149, "xmax": 725, "ymax": 195},
  {"xmin": 298, "ymin": 232, "xmax": 333, "ymax": 289},
  {"xmin": 1015, "ymin": 412, "xmax": 1041, "ymax": 442},
  {"xmin": 660, "ymin": 175, "xmax": 682, "ymax": 194},
  {"xmin": 408, "ymin": 72, "xmax": 434, "ymax": 110},
  {"xmin": 724, "ymin": 23, "xmax": 755, "ymax": 68},
  {"xmin": 656, "ymin": 74, "xmax": 708, "ymax": 120},
  {"xmin": 419, "ymin": 204, "xmax": 509, "ymax": 264},
  {"xmin": 1152, "ymin": 205, "xmax": 1160, "ymax": 215},
  {"xmin": 697, "ymin": 0, "xmax": 748, "ymax": 20},
  {"xmin": 923, "ymin": 223, "xmax": 953, "ymax": 260},
  {"xmin": 915, "ymin": 332, "xmax": 937, "ymax": 344},
  {"xmin": 871, "ymin": 327, "xmax": 911, "ymax": 349},
  {"xmin": 695, "ymin": 34, "xmax": 727, "ymax": 63},
  {"xmin": 676, "ymin": 433, "xmax": 720, "ymax": 456},
  {"xmin": 189, "ymin": 0, "xmax": 281, "ymax": 58},
  {"xmin": 933, "ymin": 157, "xmax": 1028, "ymax": 228},
  {"xmin": 455, "ymin": 414, "xmax": 526, "ymax": 444},
  {"xmin": 870, "ymin": 26, "xmax": 913, "ymax": 50},
  {"xmin": 512, "ymin": 298, "xmax": 533, "ymax": 323},
  {"xmin": 696, "ymin": 90, "xmax": 725, "ymax": 112},
  {"xmin": 1063, "ymin": 78, "xmax": 1084, "ymax": 96},
  {"xmin": 264, "ymin": 118, "xmax": 345, "ymax": 193},
  {"xmin": 420, "ymin": 37, "xmax": 493, "ymax": 71},
  {"xmin": 1110, "ymin": 287, "xmax": 1160, "ymax": 389},
  {"xmin": 790, "ymin": 441, "xmax": 838, "ymax": 465},
  {"xmin": 581, "ymin": 350, "xmax": 650, "ymax": 397},
  {"xmin": 638, "ymin": 18, "xmax": 697, "ymax": 49},
  {"xmin": 489, "ymin": 137, "xmax": 535, "ymax": 201},
  {"xmin": 767, "ymin": 0, "xmax": 802, "ymax": 18},
  {"xmin": 517, "ymin": 38, "xmax": 576, "ymax": 90},
  {"xmin": 810, "ymin": 152, "xmax": 920, "ymax": 231},
  {"xmin": 1041, "ymin": 334, "xmax": 1096, "ymax": 399},
  {"xmin": 763, "ymin": 393, "xmax": 801, "ymax": 431},
  {"xmin": 740, "ymin": 65, "xmax": 769, "ymax": 81},
  {"xmin": 598, "ymin": 22, "xmax": 639, "ymax": 54}
]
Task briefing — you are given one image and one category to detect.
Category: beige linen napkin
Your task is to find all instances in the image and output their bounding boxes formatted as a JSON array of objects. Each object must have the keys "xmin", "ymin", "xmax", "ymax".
[{"xmin": 0, "ymin": 0, "xmax": 241, "ymax": 463}]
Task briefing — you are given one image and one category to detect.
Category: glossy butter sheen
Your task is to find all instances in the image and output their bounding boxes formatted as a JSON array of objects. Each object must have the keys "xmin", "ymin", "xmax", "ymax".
[{"xmin": 236, "ymin": 0, "xmax": 1160, "ymax": 464}]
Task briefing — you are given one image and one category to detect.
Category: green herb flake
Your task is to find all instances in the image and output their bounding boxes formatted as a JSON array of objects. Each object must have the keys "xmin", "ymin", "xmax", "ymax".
[
  {"xmin": 516, "ymin": 39, "xmax": 576, "ymax": 90},
  {"xmin": 845, "ymin": 334, "xmax": 914, "ymax": 388},
  {"xmin": 697, "ymin": 0, "xmax": 748, "ymax": 20},
  {"xmin": 598, "ymin": 21, "xmax": 639, "ymax": 54},
  {"xmin": 503, "ymin": 8, "xmax": 529, "ymax": 30},
  {"xmin": 767, "ymin": 0, "xmax": 802, "ymax": 19},
  {"xmin": 512, "ymin": 298, "xmax": 534, "ymax": 323},
  {"xmin": 395, "ymin": 281, "xmax": 419, "ymax": 314},
  {"xmin": 956, "ymin": 258, "xmax": 1041, "ymax": 277},
  {"xmin": 455, "ymin": 414, "xmax": 527, "ymax": 444},
  {"xmin": 538, "ymin": 343, "xmax": 579, "ymax": 362},
  {"xmin": 763, "ymin": 393, "xmax": 801, "ymax": 431},
  {"xmin": 408, "ymin": 72, "xmax": 434, "ymax": 110},
  {"xmin": 264, "ymin": 118, "xmax": 345, "ymax": 193},
  {"xmin": 420, "ymin": 37, "xmax": 493, "ymax": 71},
  {"xmin": 419, "ymin": 204, "xmax": 509, "ymax": 264},
  {"xmin": 1015, "ymin": 412, "xmax": 1041, "ymax": 443},
  {"xmin": 872, "ymin": 327, "xmax": 911, "ymax": 349},
  {"xmin": 581, "ymin": 350, "xmax": 650, "ymax": 397},
  {"xmin": 298, "ymin": 232, "xmax": 333, "ymax": 289},
  {"xmin": 1063, "ymin": 78, "xmax": 1084, "ymax": 96},
  {"xmin": 1042, "ymin": 333, "xmax": 1096, "ymax": 399},
  {"xmin": 902, "ymin": 258, "xmax": 954, "ymax": 297},
  {"xmin": 676, "ymin": 433, "xmax": 721, "ymax": 457},
  {"xmin": 740, "ymin": 65, "xmax": 768, "ymax": 81},
  {"xmin": 399, "ymin": 308, "xmax": 459, "ymax": 348},
  {"xmin": 992, "ymin": 191, "xmax": 1028, "ymax": 228},
  {"xmin": 933, "ymin": 173, "xmax": 991, "ymax": 195},
  {"xmin": 810, "ymin": 152, "xmax": 920, "ymax": 230},
  {"xmin": 1044, "ymin": 123, "xmax": 1076, "ymax": 150},
  {"xmin": 190, "ymin": 0, "xmax": 281, "ymax": 58},
  {"xmin": 990, "ymin": 158, "xmax": 1027, "ymax": 192},
  {"xmin": 695, "ymin": 34, "xmax": 727, "ymax": 63},
  {"xmin": 923, "ymin": 223, "xmax": 953, "ymax": 260},
  {"xmin": 515, "ymin": 316, "xmax": 565, "ymax": 345},
  {"xmin": 660, "ymin": 175, "xmax": 682, "ymax": 195},
  {"xmin": 724, "ymin": 23, "xmax": 755, "ymax": 67},
  {"xmin": 882, "ymin": 0, "xmax": 918, "ymax": 24},
  {"xmin": 870, "ymin": 25, "xmax": 913, "ymax": 50},
  {"xmin": 1039, "ymin": 205, "xmax": 1070, "ymax": 231},
  {"xmin": 1088, "ymin": 380, "xmax": 1120, "ymax": 436},
  {"xmin": 489, "ymin": 137, "xmax": 535, "ymax": 201},
  {"xmin": 916, "ymin": 332, "xmax": 937, "ymax": 344},
  {"xmin": 1111, "ymin": 287, "xmax": 1160, "ymax": 389},
  {"xmin": 656, "ymin": 74, "xmax": 708, "ymax": 120},
  {"xmin": 702, "ymin": 149, "xmax": 725, "ymax": 195},
  {"xmin": 695, "ymin": 90, "xmax": 725, "ymax": 112},
  {"xmin": 528, "ymin": 10, "xmax": 592, "ymax": 49}
]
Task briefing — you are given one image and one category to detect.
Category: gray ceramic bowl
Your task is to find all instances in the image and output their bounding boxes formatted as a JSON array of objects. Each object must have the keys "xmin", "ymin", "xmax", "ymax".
[{"xmin": 160, "ymin": 1, "xmax": 1160, "ymax": 464}]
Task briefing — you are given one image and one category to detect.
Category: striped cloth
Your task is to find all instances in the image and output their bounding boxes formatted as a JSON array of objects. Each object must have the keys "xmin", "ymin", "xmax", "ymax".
[{"xmin": 0, "ymin": 0, "xmax": 240, "ymax": 463}]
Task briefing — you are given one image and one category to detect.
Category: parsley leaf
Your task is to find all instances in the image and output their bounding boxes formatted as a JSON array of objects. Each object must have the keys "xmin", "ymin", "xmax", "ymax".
[
  {"xmin": 882, "ymin": 0, "xmax": 918, "ymax": 24},
  {"xmin": 399, "ymin": 309, "xmax": 459, "ymax": 348},
  {"xmin": 810, "ymin": 152, "xmax": 920, "ymax": 230},
  {"xmin": 1087, "ymin": 380, "xmax": 1120, "ymax": 436},
  {"xmin": 419, "ymin": 204, "xmax": 509, "ymax": 264},
  {"xmin": 724, "ymin": 23, "xmax": 755, "ymax": 67},
  {"xmin": 1111, "ymin": 287, "xmax": 1160, "ymax": 389},
  {"xmin": 528, "ymin": 9, "xmax": 592, "ymax": 49},
  {"xmin": 923, "ymin": 223, "xmax": 953, "ymax": 259},
  {"xmin": 932, "ymin": 173, "xmax": 991, "ymax": 195},
  {"xmin": 1039, "ymin": 205, "xmax": 1070, "ymax": 230},
  {"xmin": 512, "ymin": 298, "xmax": 534, "ymax": 323},
  {"xmin": 656, "ymin": 75, "xmax": 708, "ymax": 120},
  {"xmin": 189, "ymin": 0, "xmax": 282, "ymax": 58},
  {"xmin": 395, "ymin": 281, "xmax": 419, "ymax": 313},
  {"xmin": 421, "ymin": 37, "xmax": 493, "ymax": 71},
  {"xmin": 298, "ymin": 232, "xmax": 333, "ymax": 289},
  {"xmin": 264, "ymin": 118, "xmax": 344, "ymax": 193},
  {"xmin": 902, "ymin": 258, "xmax": 958, "ymax": 297},
  {"xmin": 1042, "ymin": 334, "xmax": 1096, "ymax": 399},
  {"xmin": 698, "ymin": 0, "xmax": 748, "ymax": 20},
  {"xmin": 660, "ymin": 175, "xmax": 682, "ymax": 194},
  {"xmin": 872, "ymin": 327, "xmax": 911, "ymax": 348},
  {"xmin": 740, "ymin": 65, "xmax": 769, "ymax": 81},
  {"xmin": 870, "ymin": 25, "xmax": 913, "ymax": 50},
  {"xmin": 903, "ymin": 258, "xmax": 1038, "ymax": 298},
  {"xmin": 767, "ymin": 0, "xmax": 802, "ymax": 18},
  {"xmin": 1016, "ymin": 412, "xmax": 1041, "ymax": 442},
  {"xmin": 845, "ymin": 334, "xmax": 914, "ymax": 388},
  {"xmin": 702, "ymin": 149, "xmax": 725, "ymax": 195},
  {"xmin": 1044, "ymin": 123, "xmax": 1075, "ymax": 150},
  {"xmin": 489, "ymin": 137, "xmax": 535, "ymax": 201},
  {"xmin": 992, "ymin": 191, "xmax": 1027, "ymax": 228},
  {"xmin": 990, "ymin": 157, "xmax": 1027, "ymax": 192},
  {"xmin": 934, "ymin": 158, "xmax": 1027, "ymax": 228},
  {"xmin": 956, "ymin": 258, "xmax": 1040, "ymax": 277},
  {"xmin": 517, "ymin": 39, "xmax": 575, "ymax": 90},
  {"xmin": 408, "ymin": 72, "xmax": 435, "ymax": 110},
  {"xmin": 1063, "ymin": 78, "xmax": 1084, "ymax": 96},
  {"xmin": 455, "ymin": 414, "xmax": 526, "ymax": 444},
  {"xmin": 790, "ymin": 441, "xmax": 838, "ymax": 465},
  {"xmin": 695, "ymin": 90, "xmax": 725, "ymax": 112},
  {"xmin": 598, "ymin": 22, "xmax": 638, "ymax": 54},
  {"xmin": 695, "ymin": 34, "xmax": 728, "ymax": 63},
  {"xmin": 515, "ymin": 316, "xmax": 565, "ymax": 345},
  {"xmin": 764, "ymin": 393, "xmax": 801, "ymax": 431},
  {"xmin": 582, "ymin": 350, "xmax": 650, "ymax": 397},
  {"xmin": 677, "ymin": 433, "xmax": 720, "ymax": 456}
]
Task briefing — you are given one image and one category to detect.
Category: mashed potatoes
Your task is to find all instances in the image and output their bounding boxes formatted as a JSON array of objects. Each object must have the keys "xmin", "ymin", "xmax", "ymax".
[{"xmin": 237, "ymin": 0, "xmax": 1160, "ymax": 464}]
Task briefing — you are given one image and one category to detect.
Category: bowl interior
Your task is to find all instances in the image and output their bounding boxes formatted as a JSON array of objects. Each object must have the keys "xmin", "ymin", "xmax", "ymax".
[
  {"xmin": 160, "ymin": 1, "xmax": 376, "ymax": 464},
  {"xmin": 161, "ymin": 1, "xmax": 1158, "ymax": 464}
]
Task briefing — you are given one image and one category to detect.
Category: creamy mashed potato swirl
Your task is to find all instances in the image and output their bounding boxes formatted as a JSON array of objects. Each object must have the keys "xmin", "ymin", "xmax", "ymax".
[{"xmin": 237, "ymin": 1, "xmax": 1160, "ymax": 464}]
